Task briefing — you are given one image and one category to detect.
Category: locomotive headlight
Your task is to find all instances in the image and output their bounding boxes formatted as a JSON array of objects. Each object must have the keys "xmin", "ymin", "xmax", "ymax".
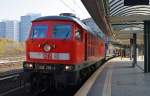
[
  {"xmin": 65, "ymin": 65, "xmax": 73, "ymax": 71},
  {"xmin": 43, "ymin": 44, "xmax": 51, "ymax": 52},
  {"xmin": 24, "ymin": 63, "xmax": 33, "ymax": 68},
  {"xmin": 65, "ymin": 66, "xmax": 70, "ymax": 70},
  {"xmin": 28, "ymin": 64, "xmax": 33, "ymax": 68}
]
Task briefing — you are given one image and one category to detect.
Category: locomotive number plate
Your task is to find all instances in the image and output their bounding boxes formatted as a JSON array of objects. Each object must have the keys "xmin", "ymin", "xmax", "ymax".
[
  {"xmin": 29, "ymin": 52, "xmax": 52, "ymax": 59},
  {"xmin": 30, "ymin": 52, "xmax": 70, "ymax": 60},
  {"xmin": 43, "ymin": 53, "xmax": 52, "ymax": 59}
]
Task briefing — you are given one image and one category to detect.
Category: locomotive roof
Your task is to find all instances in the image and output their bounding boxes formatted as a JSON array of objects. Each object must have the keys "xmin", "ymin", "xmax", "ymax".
[{"xmin": 33, "ymin": 16, "xmax": 94, "ymax": 34}]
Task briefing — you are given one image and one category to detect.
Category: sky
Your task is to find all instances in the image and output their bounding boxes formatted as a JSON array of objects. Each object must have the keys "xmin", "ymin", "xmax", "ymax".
[{"xmin": 0, "ymin": 0, "xmax": 91, "ymax": 21}]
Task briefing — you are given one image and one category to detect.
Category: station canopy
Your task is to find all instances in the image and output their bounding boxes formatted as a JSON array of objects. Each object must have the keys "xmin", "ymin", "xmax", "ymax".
[{"xmin": 81, "ymin": 0, "xmax": 150, "ymax": 45}]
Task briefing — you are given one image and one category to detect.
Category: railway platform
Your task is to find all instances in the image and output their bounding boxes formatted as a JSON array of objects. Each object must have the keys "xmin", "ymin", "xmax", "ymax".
[{"xmin": 75, "ymin": 57, "xmax": 149, "ymax": 96}]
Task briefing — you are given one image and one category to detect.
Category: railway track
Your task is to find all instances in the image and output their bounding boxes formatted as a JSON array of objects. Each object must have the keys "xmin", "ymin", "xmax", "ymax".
[
  {"xmin": 0, "ymin": 84, "xmax": 29, "ymax": 96},
  {"xmin": 0, "ymin": 70, "xmax": 23, "ymax": 94},
  {"xmin": 0, "ymin": 74, "xmax": 19, "ymax": 81},
  {"xmin": 0, "ymin": 69, "xmax": 22, "ymax": 78},
  {"xmin": 0, "ymin": 56, "xmax": 25, "ymax": 77},
  {"xmin": 0, "ymin": 57, "xmax": 24, "ymax": 96},
  {"xmin": 0, "ymin": 57, "xmax": 114, "ymax": 96}
]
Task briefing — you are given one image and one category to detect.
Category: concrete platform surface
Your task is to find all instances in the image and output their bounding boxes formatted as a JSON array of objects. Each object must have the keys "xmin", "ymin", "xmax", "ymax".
[{"xmin": 87, "ymin": 57, "xmax": 150, "ymax": 96}]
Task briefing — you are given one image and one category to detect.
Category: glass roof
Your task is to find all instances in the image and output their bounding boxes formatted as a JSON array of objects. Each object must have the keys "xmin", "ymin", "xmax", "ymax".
[{"xmin": 109, "ymin": 0, "xmax": 150, "ymax": 16}]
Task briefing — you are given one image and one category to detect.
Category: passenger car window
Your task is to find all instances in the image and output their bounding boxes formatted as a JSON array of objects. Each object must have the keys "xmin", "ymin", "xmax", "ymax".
[
  {"xmin": 53, "ymin": 25, "xmax": 71, "ymax": 39},
  {"xmin": 31, "ymin": 25, "xmax": 48, "ymax": 38}
]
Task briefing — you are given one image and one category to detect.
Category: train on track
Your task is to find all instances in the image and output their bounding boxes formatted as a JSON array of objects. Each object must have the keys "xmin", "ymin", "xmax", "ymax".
[{"xmin": 23, "ymin": 13, "xmax": 106, "ymax": 92}]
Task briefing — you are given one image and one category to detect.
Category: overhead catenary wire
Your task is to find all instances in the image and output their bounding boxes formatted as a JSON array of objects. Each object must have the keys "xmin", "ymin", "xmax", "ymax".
[
  {"xmin": 59, "ymin": 0, "xmax": 89, "ymax": 19},
  {"xmin": 72, "ymin": 0, "xmax": 85, "ymax": 16},
  {"xmin": 59, "ymin": 0, "xmax": 76, "ymax": 14}
]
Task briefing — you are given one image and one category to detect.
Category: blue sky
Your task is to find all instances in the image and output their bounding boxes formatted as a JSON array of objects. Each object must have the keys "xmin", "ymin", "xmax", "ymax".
[{"xmin": 0, "ymin": 0, "xmax": 91, "ymax": 20}]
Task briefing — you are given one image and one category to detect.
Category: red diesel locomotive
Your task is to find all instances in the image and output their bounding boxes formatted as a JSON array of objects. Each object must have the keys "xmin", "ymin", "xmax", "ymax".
[{"xmin": 23, "ymin": 14, "xmax": 105, "ymax": 90}]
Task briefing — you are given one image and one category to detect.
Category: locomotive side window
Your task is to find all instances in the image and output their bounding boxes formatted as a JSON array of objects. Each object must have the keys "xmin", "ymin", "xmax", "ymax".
[
  {"xmin": 31, "ymin": 25, "xmax": 48, "ymax": 38},
  {"xmin": 53, "ymin": 25, "xmax": 71, "ymax": 39},
  {"xmin": 75, "ymin": 29, "xmax": 81, "ymax": 40}
]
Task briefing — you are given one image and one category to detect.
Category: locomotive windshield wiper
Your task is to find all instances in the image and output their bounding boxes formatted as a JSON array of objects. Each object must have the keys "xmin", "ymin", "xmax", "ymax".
[{"xmin": 64, "ymin": 31, "xmax": 70, "ymax": 39}]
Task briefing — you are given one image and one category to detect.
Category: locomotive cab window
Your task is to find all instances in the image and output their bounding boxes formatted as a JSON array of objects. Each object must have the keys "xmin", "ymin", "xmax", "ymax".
[
  {"xmin": 31, "ymin": 25, "xmax": 48, "ymax": 38},
  {"xmin": 75, "ymin": 29, "xmax": 82, "ymax": 41},
  {"xmin": 53, "ymin": 25, "xmax": 71, "ymax": 39}
]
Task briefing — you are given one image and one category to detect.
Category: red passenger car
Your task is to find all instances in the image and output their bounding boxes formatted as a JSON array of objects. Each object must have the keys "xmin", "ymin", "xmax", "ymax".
[{"xmin": 23, "ymin": 14, "xmax": 105, "ymax": 91}]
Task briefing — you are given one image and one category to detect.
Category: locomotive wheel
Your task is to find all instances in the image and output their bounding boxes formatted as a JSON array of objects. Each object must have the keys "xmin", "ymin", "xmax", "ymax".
[
  {"xmin": 30, "ymin": 76, "xmax": 37, "ymax": 92},
  {"xmin": 29, "ymin": 75, "xmax": 45, "ymax": 94}
]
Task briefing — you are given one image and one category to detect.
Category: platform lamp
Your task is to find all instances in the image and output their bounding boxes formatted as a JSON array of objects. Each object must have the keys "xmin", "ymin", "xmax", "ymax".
[{"xmin": 124, "ymin": 0, "xmax": 149, "ymax": 6}]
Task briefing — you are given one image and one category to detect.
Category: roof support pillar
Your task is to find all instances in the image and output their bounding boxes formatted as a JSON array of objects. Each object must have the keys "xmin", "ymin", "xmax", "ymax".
[
  {"xmin": 144, "ymin": 21, "xmax": 150, "ymax": 72},
  {"xmin": 132, "ymin": 33, "xmax": 137, "ymax": 67}
]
